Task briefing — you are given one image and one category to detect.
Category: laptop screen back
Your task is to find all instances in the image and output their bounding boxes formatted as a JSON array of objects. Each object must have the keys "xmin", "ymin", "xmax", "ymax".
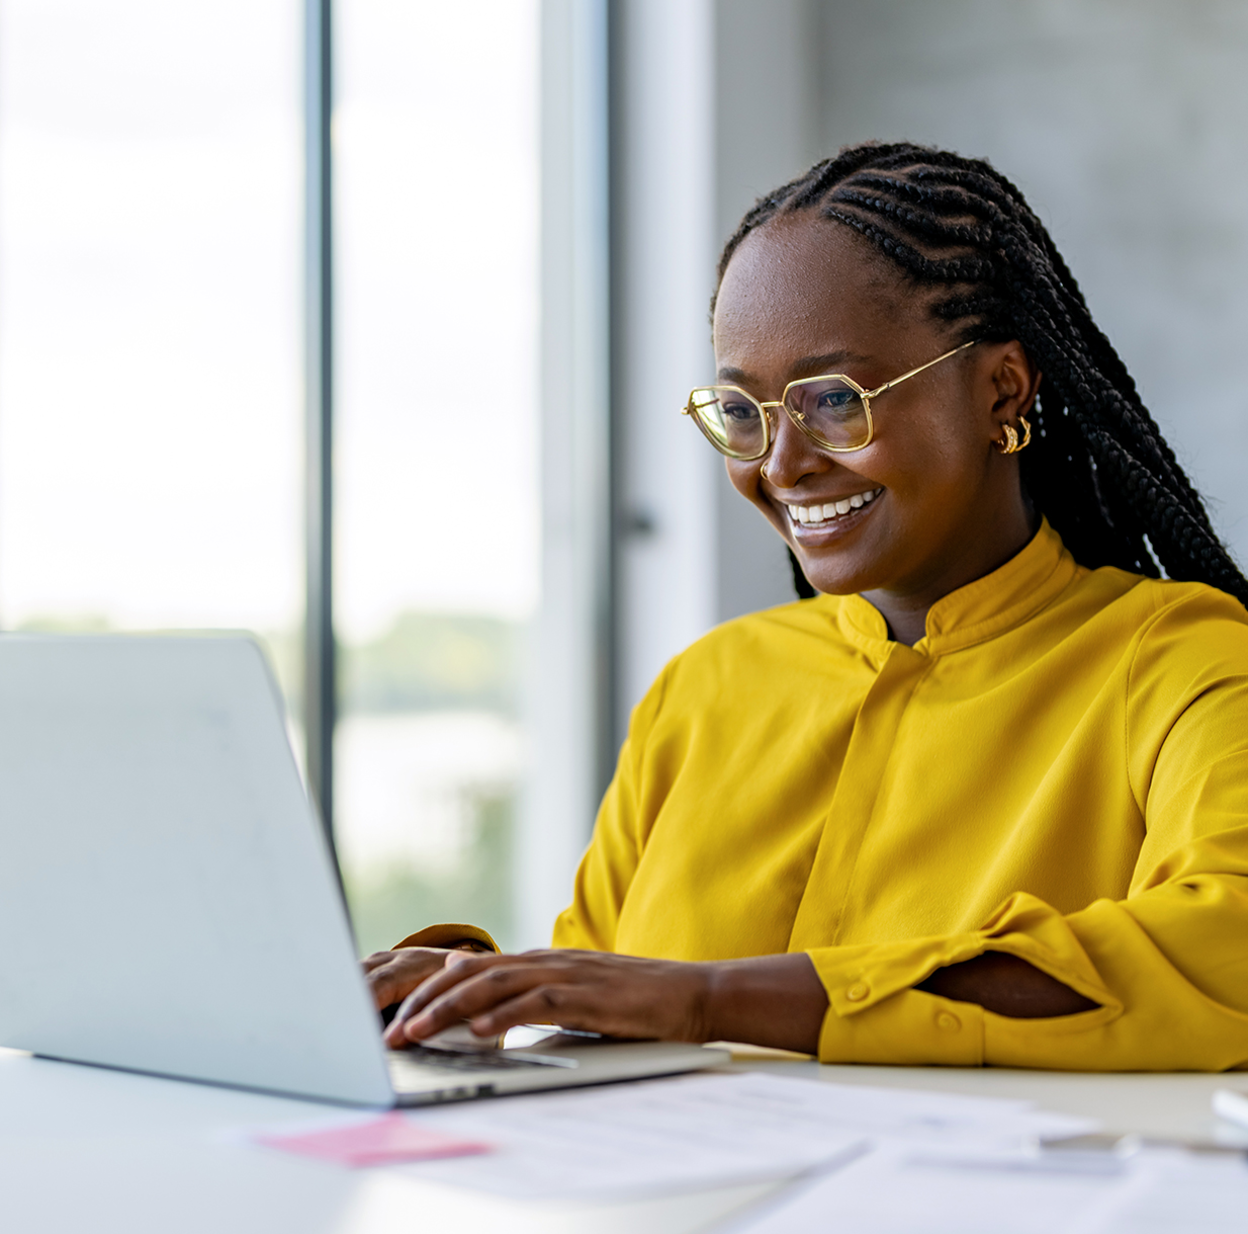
[{"xmin": 0, "ymin": 635, "xmax": 393, "ymax": 1106}]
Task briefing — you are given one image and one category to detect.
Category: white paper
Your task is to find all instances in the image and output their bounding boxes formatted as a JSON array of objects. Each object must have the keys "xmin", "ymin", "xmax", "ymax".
[
  {"xmin": 722, "ymin": 1143, "xmax": 1248, "ymax": 1234},
  {"xmin": 393, "ymin": 1071, "xmax": 1092, "ymax": 1201},
  {"xmin": 1076, "ymin": 1150, "xmax": 1248, "ymax": 1234},
  {"xmin": 396, "ymin": 1072, "xmax": 866, "ymax": 1200}
]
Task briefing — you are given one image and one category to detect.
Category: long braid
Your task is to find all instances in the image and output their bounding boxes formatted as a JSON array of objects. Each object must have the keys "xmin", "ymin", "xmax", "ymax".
[{"xmin": 717, "ymin": 141, "xmax": 1248, "ymax": 607}]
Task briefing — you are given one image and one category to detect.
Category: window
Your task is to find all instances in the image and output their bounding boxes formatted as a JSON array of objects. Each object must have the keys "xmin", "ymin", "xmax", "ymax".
[
  {"xmin": 333, "ymin": 0, "xmax": 541, "ymax": 953},
  {"xmin": 0, "ymin": 0, "xmax": 303, "ymax": 706},
  {"xmin": 0, "ymin": 0, "xmax": 554, "ymax": 957}
]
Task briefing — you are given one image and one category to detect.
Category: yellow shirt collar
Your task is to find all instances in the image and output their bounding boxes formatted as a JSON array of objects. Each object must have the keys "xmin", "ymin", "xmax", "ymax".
[{"xmin": 833, "ymin": 518, "xmax": 1081, "ymax": 655}]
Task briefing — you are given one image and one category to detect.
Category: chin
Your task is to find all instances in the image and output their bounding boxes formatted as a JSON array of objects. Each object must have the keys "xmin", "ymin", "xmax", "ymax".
[
  {"xmin": 793, "ymin": 555, "xmax": 874, "ymax": 597},
  {"xmin": 779, "ymin": 505, "xmax": 895, "ymax": 597}
]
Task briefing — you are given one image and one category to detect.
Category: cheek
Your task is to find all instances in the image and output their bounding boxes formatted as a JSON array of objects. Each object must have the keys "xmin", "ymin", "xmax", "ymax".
[
  {"xmin": 725, "ymin": 459, "xmax": 760, "ymax": 502},
  {"xmin": 877, "ymin": 403, "xmax": 977, "ymax": 495},
  {"xmin": 725, "ymin": 460, "xmax": 791, "ymax": 533}
]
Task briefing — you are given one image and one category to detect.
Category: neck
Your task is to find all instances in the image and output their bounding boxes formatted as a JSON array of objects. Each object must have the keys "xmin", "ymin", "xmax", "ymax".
[
  {"xmin": 862, "ymin": 506, "xmax": 1038, "ymax": 647},
  {"xmin": 863, "ymin": 591, "xmax": 937, "ymax": 647}
]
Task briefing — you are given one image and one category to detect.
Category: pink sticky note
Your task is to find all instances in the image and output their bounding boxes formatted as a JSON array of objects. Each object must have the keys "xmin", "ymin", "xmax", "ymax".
[{"xmin": 256, "ymin": 1112, "xmax": 494, "ymax": 1167}]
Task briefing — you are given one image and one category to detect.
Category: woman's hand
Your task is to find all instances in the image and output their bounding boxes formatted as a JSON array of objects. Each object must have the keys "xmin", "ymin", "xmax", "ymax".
[
  {"xmin": 362, "ymin": 947, "xmax": 461, "ymax": 1012},
  {"xmin": 382, "ymin": 949, "xmax": 829, "ymax": 1054},
  {"xmin": 384, "ymin": 950, "xmax": 712, "ymax": 1047}
]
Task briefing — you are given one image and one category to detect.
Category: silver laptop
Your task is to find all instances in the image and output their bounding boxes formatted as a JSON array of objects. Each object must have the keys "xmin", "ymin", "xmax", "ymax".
[{"xmin": 0, "ymin": 634, "xmax": 727, "ymax": 1106}]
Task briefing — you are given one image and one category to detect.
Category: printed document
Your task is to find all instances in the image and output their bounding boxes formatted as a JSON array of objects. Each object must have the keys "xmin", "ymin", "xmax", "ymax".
[
  {"xmin": 722, "ymin": 1141, "xmax": 1248, "ymax": 1233},
  {"xmin": 391, "ymin": 1071, "xmax": 1091, "ymax": 1201}
]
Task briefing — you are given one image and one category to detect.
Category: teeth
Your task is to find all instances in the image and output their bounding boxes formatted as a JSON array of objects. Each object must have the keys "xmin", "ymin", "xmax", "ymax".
[{"xmin": 787, "ymin": 489, "xmax": 881, "ymax": 526}]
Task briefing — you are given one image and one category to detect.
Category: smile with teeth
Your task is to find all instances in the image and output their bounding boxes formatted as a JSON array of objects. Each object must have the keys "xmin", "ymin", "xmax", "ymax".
[{"xmin": 786, "ymin": 488, "xmax": 883, "ymax": 525}]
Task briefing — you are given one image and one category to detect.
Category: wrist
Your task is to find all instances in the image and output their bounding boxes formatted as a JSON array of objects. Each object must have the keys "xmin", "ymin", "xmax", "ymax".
[
  {"xmin": 695, "ymin": 953, "xmax": 827, "ymax": 1053},
  {"xmin": 693, "ymin": 961, "xmax": 727, "ymax": 1042}
]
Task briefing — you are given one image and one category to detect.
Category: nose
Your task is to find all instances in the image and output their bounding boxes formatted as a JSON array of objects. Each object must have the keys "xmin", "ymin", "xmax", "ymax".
[{"xmin": 760, "ymin": 401, "xmax": 834, "ymax": 489}]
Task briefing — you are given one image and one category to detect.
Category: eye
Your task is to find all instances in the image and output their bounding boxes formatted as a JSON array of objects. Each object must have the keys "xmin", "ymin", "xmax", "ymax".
[
  {"xmin": 721, "ymin": 399, "xmax": 761, "ymax": 425},
  {"xmin": 815, "ymin": 387, "xmax": 859, "ymax": 414}
]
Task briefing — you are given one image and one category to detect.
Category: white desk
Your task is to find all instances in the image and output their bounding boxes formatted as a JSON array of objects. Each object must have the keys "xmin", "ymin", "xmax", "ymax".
[{"xmin": 3, "ymin": 1046, "xmax": 1243, "ymax": 1234}]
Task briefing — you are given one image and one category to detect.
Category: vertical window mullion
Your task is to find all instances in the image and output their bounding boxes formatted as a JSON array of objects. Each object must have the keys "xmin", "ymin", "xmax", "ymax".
[{"xmin": 304, "ymin": 0, "xmax": 336, "ymax": 850}]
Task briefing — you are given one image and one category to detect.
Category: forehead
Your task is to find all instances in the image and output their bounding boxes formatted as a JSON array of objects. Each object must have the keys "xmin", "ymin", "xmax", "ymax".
[{"xmin": 713, "ymin": 214, "xmax": 935, "ymax": 375}]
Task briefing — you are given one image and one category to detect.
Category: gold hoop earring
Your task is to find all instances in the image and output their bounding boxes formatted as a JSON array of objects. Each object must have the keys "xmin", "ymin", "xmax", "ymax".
[{"xmin": 994, "ymin": 414, "xmax": 1032, "ymax": 456}]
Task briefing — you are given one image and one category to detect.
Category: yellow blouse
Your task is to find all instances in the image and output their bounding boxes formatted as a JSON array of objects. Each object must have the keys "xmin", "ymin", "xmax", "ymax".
[{"xmin": 550, "ymin": 520, "xmax": 1248, "ymax": 1070}]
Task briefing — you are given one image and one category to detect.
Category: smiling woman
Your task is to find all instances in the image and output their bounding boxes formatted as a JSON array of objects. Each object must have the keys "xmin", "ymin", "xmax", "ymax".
[
  {"xmin": 711, "ymin": 215, "xmax": 1043, "ymax": 645},
  {"xmin": 364, "ymin": 142, "xmax": 1248, "ymax": 1072}
]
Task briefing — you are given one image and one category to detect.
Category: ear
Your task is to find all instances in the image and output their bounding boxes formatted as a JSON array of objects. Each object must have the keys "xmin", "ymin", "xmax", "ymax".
[{"xmin": 987, "ymin": 341, "xmax": 1042, "ymax": 439}]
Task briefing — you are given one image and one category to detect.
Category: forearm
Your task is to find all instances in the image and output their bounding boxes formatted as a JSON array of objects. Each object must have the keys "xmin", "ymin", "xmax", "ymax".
[
  {"xmin": 701, "ymin": 953, "xmax": 828, "ymax": 1054},
  {"xmin": 915, "ymin": 951, "xmax": 1099, "ymax": 1017}
]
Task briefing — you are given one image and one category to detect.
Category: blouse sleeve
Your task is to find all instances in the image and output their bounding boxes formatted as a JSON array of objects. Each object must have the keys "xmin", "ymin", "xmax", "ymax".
[
  {"xmin": 392, "ymin": 923, "xmax": 499, "ymax": 952},
  {"xmin": 550, "ymin": 662, "xmax": 674, "ymax": 951},
  {"xmin": 805, "ymin": 592, "xmax": 1248, "ymax": 1071}
]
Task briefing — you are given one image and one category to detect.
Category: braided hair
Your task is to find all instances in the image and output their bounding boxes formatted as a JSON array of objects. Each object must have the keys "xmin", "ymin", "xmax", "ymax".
[{"xmin": 717, "ymin": 141, "xmax": 1248, "ymax": 608}]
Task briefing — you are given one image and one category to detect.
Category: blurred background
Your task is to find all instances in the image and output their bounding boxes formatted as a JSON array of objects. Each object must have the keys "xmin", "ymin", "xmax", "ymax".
[{"xmin": 2, "ymin": 0, "xmax": 1245, "ymax": 952}]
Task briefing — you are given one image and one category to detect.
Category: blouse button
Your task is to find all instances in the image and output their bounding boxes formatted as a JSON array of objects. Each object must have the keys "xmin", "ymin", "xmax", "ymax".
[
  {"xmin": 845, "ymin": 982, "xmax": 869, "ymax": 1002},
  {"xmin": 937, "ymin": 1012, "xmax": 961, "ymax": 1031}
]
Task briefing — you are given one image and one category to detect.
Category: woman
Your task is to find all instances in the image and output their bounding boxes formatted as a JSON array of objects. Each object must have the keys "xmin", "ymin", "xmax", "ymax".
[{"xmin": 365, "ymin": 142, "xmax": 1248, "ymax": 1070}]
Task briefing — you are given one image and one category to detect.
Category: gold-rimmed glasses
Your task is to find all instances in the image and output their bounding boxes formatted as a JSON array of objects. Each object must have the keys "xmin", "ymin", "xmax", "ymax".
[{"xmin": 682, "ymin": 339, "xmax": 977, "ymax": 460}]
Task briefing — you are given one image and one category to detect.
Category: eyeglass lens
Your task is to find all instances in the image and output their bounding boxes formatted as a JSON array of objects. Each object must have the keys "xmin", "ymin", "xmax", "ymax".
[
  {"xmin": 687, "ymin": 388, "xmax": 768, "ymax": 458},
  {"xmin": 785, "ymin": 377, "xmax": 871, "ymax": 450},
  {"xmin": 688, "ymin": 377, "xmax": 871, "ymax": 458}
]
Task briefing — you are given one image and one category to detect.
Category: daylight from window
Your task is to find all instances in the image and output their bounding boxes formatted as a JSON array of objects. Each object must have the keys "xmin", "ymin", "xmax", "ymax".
[
  {"xmin": 0, "ymin": 0, "xmax": 540, "ymax": 955},
  {"xmin": 0, "ymin": 0, "xmax": 303, "ymax": 679},
  {"xmin": 335, "ymin": 0, "xmax": 540, "ymax": 954}
]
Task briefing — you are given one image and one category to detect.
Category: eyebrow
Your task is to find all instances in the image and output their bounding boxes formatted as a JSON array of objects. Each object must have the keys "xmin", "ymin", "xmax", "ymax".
[{"xmin": 716, "ymin": 350, "xmax": 875, "ymax": 386}]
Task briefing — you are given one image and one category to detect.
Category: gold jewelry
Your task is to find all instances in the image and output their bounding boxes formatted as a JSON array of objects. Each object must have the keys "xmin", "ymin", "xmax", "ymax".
[{"xmin": 995, "ymin": 414, "xmax": 1032, "ymax": 455}]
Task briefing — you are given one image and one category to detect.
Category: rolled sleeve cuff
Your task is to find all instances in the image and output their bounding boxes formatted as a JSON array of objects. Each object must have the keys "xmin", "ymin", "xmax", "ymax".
[
  {"xmin": 391, "ymin": 922, "xmax": 500, "ymax": 952},
  {"xmin": 808, "ymin": 932, "xmax": 988, "ymax": 1065},
  {"xmin": 818, "ymin": 987, "xmax": 986, "ymax": 1065},
  {"xmin": 806, "ymin": 893, "xmax": 1123, "ymax": 1066}
]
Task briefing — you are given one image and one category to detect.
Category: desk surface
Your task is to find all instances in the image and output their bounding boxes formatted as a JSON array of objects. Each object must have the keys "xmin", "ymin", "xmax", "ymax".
[{"xmin": 3, "ymin": 1046, "xmax": 1243, "ymax": 1234}]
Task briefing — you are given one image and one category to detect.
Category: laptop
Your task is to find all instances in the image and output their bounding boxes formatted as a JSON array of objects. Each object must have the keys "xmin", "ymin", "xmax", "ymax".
[{"xmin": 0, "ymin": 634, "xmax": 727, "ymax": 1106}]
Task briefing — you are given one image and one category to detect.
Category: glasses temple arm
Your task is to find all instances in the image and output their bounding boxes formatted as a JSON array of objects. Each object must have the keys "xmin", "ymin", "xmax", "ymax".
[{"xmin": 865, "ymin": 339, "xmax": 977, "ymax": 398}]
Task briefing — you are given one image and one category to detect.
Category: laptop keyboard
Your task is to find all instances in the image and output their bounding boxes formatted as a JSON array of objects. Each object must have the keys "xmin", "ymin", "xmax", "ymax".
[{"xmin": 387, "ymin": 1045, "xmax": 562, "ymax": 1075}]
